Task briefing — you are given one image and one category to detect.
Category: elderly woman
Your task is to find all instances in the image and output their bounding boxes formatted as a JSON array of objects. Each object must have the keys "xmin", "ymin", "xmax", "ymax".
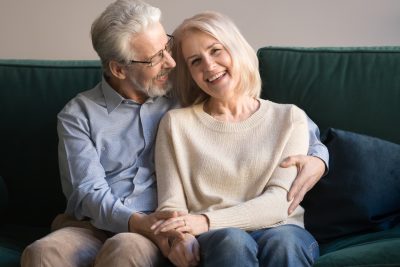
[{"xmin": 153, "ymin": 11, "xmax": 319, "ymax": 267}]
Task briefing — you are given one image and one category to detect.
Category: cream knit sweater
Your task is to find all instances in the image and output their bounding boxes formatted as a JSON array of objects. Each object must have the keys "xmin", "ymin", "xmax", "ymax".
[{"xmin": 155, "ymin": 99, "xmax": 309, "ymax": 231}]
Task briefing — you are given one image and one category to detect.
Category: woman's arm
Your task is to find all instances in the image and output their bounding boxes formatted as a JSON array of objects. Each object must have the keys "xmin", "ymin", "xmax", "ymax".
[{"xmin": 155, "ymin": 113, "xmax": 188, "ymax": 213}]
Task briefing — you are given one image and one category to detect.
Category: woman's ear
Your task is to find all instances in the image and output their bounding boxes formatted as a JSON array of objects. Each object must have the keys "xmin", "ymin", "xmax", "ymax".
[{"xmin": 109, "ymin": 61, "xmax": 126, "ymax": 80}]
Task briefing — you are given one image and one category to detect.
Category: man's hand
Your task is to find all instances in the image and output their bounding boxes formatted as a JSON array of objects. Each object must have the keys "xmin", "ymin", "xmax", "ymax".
[
  {"xmin": 129, "ymin": 211, "xmax": 179, "ymax": 235},
  {"xmin": 128, "ymin": 211, "xmax": 188, "ymax": 257},
  {"xmin": 168, "ymin": 234, "xmax": 200, "ymax": 267},
  {"xmin": 280, "ymin": 155, "xmax": 326, "ymax": 214}
]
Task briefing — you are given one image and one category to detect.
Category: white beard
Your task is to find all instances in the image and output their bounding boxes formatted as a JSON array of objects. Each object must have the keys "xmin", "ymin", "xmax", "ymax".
[{"xmin": 128, "ymin": 71, "xmax": 172, "ymax": 98}]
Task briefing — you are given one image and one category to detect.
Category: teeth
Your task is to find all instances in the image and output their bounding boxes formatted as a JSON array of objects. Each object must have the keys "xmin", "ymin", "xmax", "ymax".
[
  {"xmin": 208, "ymin": 72, "xmax": 224, "ymax": 82},
  {"xmin": 157, "ymin": 71, "xmax": 169, "ymax": 79}
]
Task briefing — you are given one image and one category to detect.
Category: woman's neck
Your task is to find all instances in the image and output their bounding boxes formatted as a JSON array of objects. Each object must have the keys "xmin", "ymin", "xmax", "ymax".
[{"xmin": 203, "ymin": 95, "xmax": 260, "ymax": 122}]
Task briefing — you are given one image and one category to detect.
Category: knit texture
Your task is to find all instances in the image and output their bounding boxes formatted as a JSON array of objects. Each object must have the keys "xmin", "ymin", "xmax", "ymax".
[{"xmin": 155, "ymin": 99, "xmax": 309, "ymax": 231}]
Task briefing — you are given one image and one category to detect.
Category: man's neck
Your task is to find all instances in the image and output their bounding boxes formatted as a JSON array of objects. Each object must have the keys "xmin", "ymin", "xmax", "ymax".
[{"xmin": 106, "ymin": 76, "xmax": 149, "ymax": 104}]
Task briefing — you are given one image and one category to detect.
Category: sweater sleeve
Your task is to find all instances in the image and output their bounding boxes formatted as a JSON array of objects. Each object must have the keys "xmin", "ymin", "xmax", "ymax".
[
  {"xmin": 155, "ymin": 113, "xmax": 188, "ymax": 213},
  {"xmin": 204, "ymin": 106, "xmax": 309, "ymax": 231}
]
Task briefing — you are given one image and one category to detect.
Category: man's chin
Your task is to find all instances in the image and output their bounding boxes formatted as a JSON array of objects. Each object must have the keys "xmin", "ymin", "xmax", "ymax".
[{"xmin": 147, "ymin": 82, "xmax": 171, "ymax": 98}]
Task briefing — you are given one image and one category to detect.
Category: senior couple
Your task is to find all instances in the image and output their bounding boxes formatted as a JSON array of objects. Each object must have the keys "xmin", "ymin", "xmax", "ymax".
[{"xmin": 22, "ymin": 0, "xmax": 328, "ymax": 266}]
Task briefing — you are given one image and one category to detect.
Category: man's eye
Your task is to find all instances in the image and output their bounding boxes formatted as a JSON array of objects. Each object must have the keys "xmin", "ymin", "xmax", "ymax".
[{"xmin": 157, "ymin": 50, "xmax": 164, "ymax": 59}]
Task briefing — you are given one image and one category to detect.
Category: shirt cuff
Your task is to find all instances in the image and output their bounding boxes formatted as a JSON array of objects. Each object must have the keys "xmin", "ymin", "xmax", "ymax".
[
  {"xmin": 308, "ymin": 143, "xmax": 330, "ymax": 175},
  {"xmin": 111, "ymin": 202, "xmax": 134, "ymax": 233}
]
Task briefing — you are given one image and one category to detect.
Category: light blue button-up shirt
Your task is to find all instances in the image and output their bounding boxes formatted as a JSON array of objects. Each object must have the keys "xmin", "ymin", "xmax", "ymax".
[
  {"xmin": 57, "ymin": 78, "xmax": 328, "ymax": 234},
  {"xmin": 57, "ymin": 78, "xmax": 177, "ymax": 233}
]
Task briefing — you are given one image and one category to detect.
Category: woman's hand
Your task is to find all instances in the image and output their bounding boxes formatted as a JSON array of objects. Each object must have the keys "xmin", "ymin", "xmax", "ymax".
[
  {"xmin": 152, "ymin": 214, "xmax": 209, "ymax": 236},
  {"xmin": 168, "ymin": 234, "xmax": 200, "ymax": 267}
]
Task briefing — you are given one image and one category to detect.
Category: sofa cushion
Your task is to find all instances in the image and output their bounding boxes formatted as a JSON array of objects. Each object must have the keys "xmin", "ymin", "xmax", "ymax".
[
  {"xmin": 0, "ymin": 245, "xmax": 21, "ymax": 267},
  {"xmin": 302, "ymin": 128, "xmax": 400, "ymax": 243},
  {"xmin": 315, "ymin": 225, "xmax": 400, "ymax": 266}
]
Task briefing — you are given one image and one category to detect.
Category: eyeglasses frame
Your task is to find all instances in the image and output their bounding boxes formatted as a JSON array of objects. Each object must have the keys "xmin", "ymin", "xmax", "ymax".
[{"xmin": 127, "ymin": 34, "xmax": 174, "ymax": 67}]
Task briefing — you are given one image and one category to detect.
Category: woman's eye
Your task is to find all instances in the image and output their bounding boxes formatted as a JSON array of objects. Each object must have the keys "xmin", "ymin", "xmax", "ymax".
[
  {"xmin": 211, "ymin": 48, "xmax": 222, "ymax": 55},
  {"xmin": 191, "ymin": 58, "xmax": 200, "ymax": 66}
]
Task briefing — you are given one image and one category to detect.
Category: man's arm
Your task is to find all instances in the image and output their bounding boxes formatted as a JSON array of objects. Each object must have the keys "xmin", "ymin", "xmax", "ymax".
[
  {"xmin": 306, "ymin": 116, "xmax": 329, "ymax": 168},
  {"xmin": 280, "ymin": 116, "xmax": 329, "ymax": 214},
  {"xmin": 58, "ymin": 110, "xmax": 133, "ymax": 233}
]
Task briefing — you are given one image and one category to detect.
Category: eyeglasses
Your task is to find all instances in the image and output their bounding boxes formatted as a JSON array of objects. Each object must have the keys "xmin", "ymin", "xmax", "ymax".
[{"xmin": 127, "ymin": 34, "xmax": 174, "ymax": 67}]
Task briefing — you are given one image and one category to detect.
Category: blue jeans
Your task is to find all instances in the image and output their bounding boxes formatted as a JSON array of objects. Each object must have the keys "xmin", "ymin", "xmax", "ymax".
[{"xmin": 197, "ymin": 224, "xmax": 319, "ymax": 267}]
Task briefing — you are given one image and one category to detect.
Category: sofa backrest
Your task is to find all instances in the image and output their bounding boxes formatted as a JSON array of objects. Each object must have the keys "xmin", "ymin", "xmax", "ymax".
[
  {"xmin": 257, "ymin": 47, "xmax": 400, "ymax": 145},
  {"xmin": 0, "ymin": 60, "xmax": 102, "ymax": 226},
  {"xmin": 258, "ymin": 47, "xmax": 400, "ymax": 242}
]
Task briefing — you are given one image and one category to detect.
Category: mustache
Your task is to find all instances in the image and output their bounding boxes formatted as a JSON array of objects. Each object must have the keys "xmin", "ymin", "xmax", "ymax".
[{"xmin": 156, "ymin": 69, "xmax": 171, "ymax": 79}]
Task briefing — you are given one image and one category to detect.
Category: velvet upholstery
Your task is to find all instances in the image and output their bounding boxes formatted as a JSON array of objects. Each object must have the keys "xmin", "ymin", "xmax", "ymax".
[
  {"xmin": 302, "ymin": 128, "xmax": 400, "ymax": 243},
  {"xmin": 257, "ymin": 47, "xmax": 400, "ymax": 266},
  {"xmin": 1, "ymin": 46, "xmax": 399, "ymax": 266}
]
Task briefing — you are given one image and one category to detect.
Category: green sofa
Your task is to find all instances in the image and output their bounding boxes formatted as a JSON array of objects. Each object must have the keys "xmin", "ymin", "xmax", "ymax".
[{"xmin": 1, "ymin": 47, "xmax": 399, "ymax": 266}]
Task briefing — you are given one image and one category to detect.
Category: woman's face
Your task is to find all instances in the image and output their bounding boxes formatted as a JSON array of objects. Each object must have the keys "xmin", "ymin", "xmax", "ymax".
[{"xmin": 181, "ymin": 30, "xmax": 239, "ymax": 101}]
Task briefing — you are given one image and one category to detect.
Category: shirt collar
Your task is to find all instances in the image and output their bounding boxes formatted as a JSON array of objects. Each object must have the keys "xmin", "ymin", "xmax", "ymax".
[
  {"xmin": 101, "ymin": 77, "xmax": 126, "ymax": 114},
  {"xmin": 101, "ymin": 77, "xmax": 164, "ymax": 113}
]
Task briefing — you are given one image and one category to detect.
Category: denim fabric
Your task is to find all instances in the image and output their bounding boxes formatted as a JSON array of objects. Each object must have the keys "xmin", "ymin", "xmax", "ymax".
[{"xmin": 197, "ymin": 225, "xmax": 318, "ymax": 267}]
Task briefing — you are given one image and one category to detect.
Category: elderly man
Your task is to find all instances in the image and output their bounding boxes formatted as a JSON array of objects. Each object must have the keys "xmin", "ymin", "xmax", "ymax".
[{"xmin": 21, "ymin": 0, "xmax": 328, "ymax": 266}]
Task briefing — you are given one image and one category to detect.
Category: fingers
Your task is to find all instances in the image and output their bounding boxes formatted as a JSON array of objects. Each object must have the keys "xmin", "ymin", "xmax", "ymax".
[
  {"xmin": 156, "ymin": 237, "xmax": 171, "ymax": 257},
  {"xmin": 280, "ymin": 155, "xmax": 304, "ymax": 168},
  {"xmin": 154, "ymin": 210, "xmax": 179, "ymax": 219},
  {"xmin": 152, "ymin": 210, "xmax": 188, "ymax": 229},
  {"xmin": 152, "ymin": 217, "xmax": 187, "ymax": 234},
  {"xmin": 164, "ymin": 230, "xmax": 185, "ymax": 240},
  {"xmin": 288, "ymin": 184, "xmax": 307, "ymax": 214},
  {"xmin": 287, "ymin": 168, "xmax": 307, "ymax": 201},
  {"xmin": 150, "ymin": 219, "xmax": 165, "ymax": 230},
  {"xmin": 288, "ymin": 156, "xmax": 326, "ymax": 210},
  {"xmin": 168, "ymin": 248, "xmax": 185, "ymax": 267},
  {"xmin": 192, "ymin": 238, "xmax": 200, "ymax": 262},
  {"xmin": 184, "ymin": 236, "xmax": 200, "ymax": 267},
  {"xmin": 169, "ymin": 237, "xmax": 195, "ymax": 267}
]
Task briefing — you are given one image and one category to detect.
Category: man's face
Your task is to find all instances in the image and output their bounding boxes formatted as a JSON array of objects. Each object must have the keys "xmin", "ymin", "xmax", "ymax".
[{"xmin": 125, "ymin": 22, "xmax": 176, "ymax": 98}]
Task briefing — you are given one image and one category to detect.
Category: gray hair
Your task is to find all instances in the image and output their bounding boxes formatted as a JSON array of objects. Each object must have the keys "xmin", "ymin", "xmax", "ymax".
[
  {"xmin": 91, "ymin": 0, "xmax": 161, "ymax": 76},
  {"xmin": 171, "ymin": 11, "xmax": 261, "ymax": 107}
]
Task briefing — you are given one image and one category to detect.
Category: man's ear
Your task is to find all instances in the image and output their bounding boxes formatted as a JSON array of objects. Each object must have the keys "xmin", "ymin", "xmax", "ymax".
[{"xmin": 109, "ymin": 61, "xmax": 126, "ymax": 80}]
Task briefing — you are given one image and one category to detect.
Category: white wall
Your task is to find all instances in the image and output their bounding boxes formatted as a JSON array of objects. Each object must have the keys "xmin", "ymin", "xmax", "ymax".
[{"xmin": 1, "ymin": 0, "xmax": 399, "ymax": 60}]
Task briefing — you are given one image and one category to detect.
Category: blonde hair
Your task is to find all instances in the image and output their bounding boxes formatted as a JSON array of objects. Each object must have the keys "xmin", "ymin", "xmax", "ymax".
[{"xmin": 171, "ymin": 11, "xmax": 261, "ymax": 107}]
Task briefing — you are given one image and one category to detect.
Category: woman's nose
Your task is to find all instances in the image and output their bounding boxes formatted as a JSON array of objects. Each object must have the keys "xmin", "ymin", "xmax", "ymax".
[{"xmin": 203, "ymin": 56, "xmax": 216, "ymax": 70}]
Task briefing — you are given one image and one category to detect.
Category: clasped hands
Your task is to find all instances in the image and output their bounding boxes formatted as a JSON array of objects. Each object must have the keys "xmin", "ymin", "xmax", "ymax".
[{"xmin": 151, "ymin": 213, "xmax": 209, "ymax": 267}]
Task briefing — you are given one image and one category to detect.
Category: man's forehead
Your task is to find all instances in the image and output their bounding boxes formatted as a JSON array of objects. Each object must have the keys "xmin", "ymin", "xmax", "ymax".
[{"xmin": 130, "ymin": 23, "xmax": 167, "ymax": 54}]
